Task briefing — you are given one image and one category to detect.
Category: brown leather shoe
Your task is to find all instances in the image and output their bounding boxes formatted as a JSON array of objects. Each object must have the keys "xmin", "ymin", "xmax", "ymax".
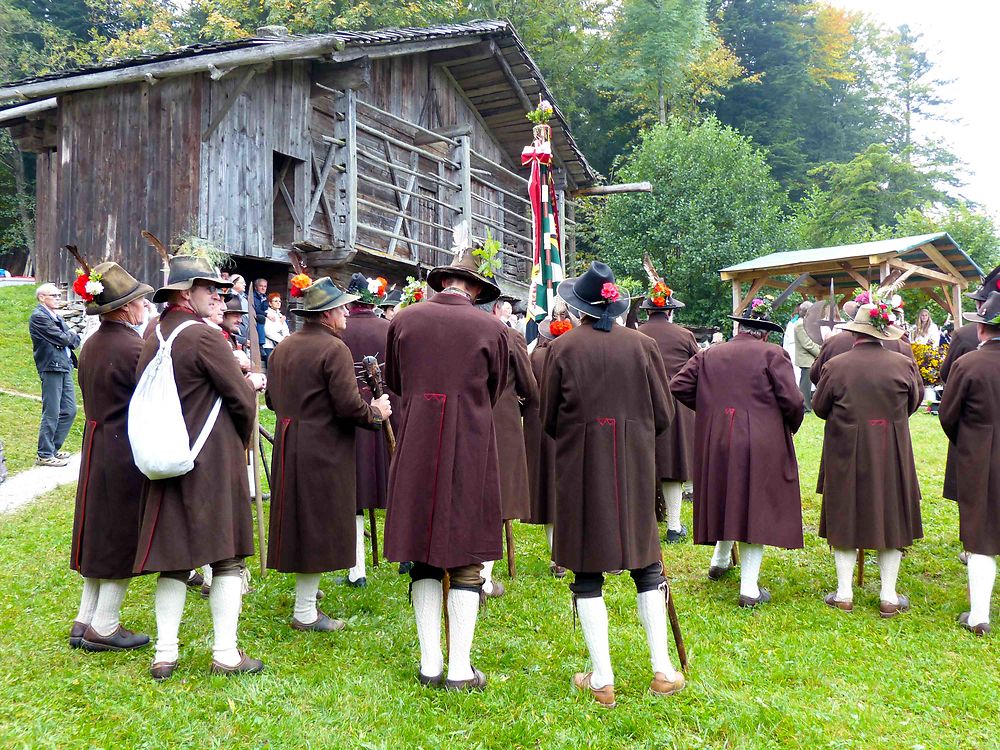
[
  {"xmin": 550, "ymin": 562, "xmax": 567, "ymax": 579},
  {"xmin": 445, "ymin": 666, "xmax": 487, "ymax": 691},
  {"xmin": 958, "ymin": 612, "xmax": 990, "ymax": 636},
  {"xmin": 708, "ymin": 565, "xmax": 732, "ymax": 581},
  {"xmin": 649, "ymin": 671, "xmax": 686, "ymax": 697},
  {"xmin": 316, "ymin": 588, "xmax": 325, "ymax": 601},
  {"xmin": 418, "ymin": 671, "xmax": 445, "ymax": 687},
  {"xmin": 824, "ymin": 592, "xmax": 854, "ymax": 612},
  {"xmin": 572, "ymin": 671, "xmax": 615, "ymax": 708},
  {"xmin": 150, "ymin": 660, "xmax": 178, "ymax": 680},
  {"xmin": 878, "ymin": 594, "xmax": 911, "ymax": 618},
  {"xmin": 290, "ymin": 610, "xmax": 345, "ymax": 632},
  {"xmin": 186, "ymin": 572, "xmax": 205, "ymax": 588},
  {"xmin": 479, "ymin": 581, "xmax": 505, "ymax": 608},
  {"xmin": 81, "ymin": 624, "xmax": 151, "ymax": 651},
  {"xmin": 210, "ymin": 650, "xmax": 264, "ymax": 676},
  {"xmin": 200, "ymin": 583, "xmax": 211, "ymax": 599},
  {"xmin": 738, "ymin": 587, "xmax": 771, "ymax": 608},
  {"xmin": 69, "ymin": 620, "xmax": 87, "ymax": 649}
]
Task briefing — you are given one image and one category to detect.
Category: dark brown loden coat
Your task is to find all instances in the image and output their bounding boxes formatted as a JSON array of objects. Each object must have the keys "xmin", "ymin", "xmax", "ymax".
[
  {"xmin": 940, "ymin": 323, "xmax": 979, "ymax": 500},
  {"xmin": 541, "ymin": 324, "xmax": 673, "ymax": 572},
  {"xmin": 339, "ymin": 308, "xmax": 392, "ymax": 510},
  {"xmin": 639, "ymin": 314, "xmax": 699, "ymax": 481},
  {"xmin": 265, "ymin": 323, "xmax": 382, "ymax": 573},
  {"xmin": 670, "ymin": 334, "xmax": 804, "ymax": 549},
  {"xmin": 810, "ymin": 330, "xmax": 914, "ymax": 385},
  {"xmin": 523, "ymin": 338, "xmax": 556, "ymax": 525},
  {"xmin": 938, "ymin": 339, "xmax": 1000, "ymax": 554},
  {"xmin": 383, "ymin": 293, "xmax": 509, "ymax": 569},
  {"xmin": 494, "ymin": 325, "xmax": 538, "ymax": 520},
  {"xmin": 72, "ymin": 322, "xmax": 147, "ymax": 579},
  {"xmin": 813, "ymin": 340, "xmax": 924, "ymax": 550},
  {"xmin": 133, "ymin": 308, "xmax": 257, "ymax": 573}
]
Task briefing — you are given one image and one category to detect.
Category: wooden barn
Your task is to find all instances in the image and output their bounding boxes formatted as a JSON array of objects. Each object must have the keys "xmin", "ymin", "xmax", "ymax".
[{"xmin": 0, "ymin": 20, "xmax": 597, "ymax": 299}]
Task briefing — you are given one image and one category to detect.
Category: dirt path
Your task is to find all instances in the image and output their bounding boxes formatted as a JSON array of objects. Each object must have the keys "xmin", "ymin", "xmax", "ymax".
[{"xmin": 0, "ymin": 453, "xmax": 80, "ymax": 514}]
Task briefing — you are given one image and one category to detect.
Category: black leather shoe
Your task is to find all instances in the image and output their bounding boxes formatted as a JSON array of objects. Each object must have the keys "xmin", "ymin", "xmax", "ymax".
[
  {"xmin": 708, "ymin": 565, "xmax": 732, "ymax": 581},
  {"xmin": 69, "ymin": 620, "xmax": 87, "ymax": 649},
  {"xmin": 334, "ymin": 575, "xmax": 367, "ymax": 588},
  {"xmin": 186, "ymin": 572, "xmax": 205, "ymax": 588},
  {"xmin": 665, "ymin": 526, "xmax": 688, "ymax": 544},
  {"xmin": 150, "ymin": 661, "xmax": 178, "ymax": 680},
  {"xmin": 210, "ymin": 650, "xmax": 264, "ymax": 676},
  {"xmin": 418, "ymin": 671, "xmax": 444, "ymax": 687},
  {"xmin": 398, "ymin": 561, "xmax": 414, "ymax": 575},
  {"xmin": 738, "ymin": 587, "xmax": 772, "ymax": 608},
  {"xmin": 81, "ymin": 624, "xmax": 151, "ymax": 651},
  {"xmin": 445, "ymin": 667, "xmax": 487, "ymax": 691}
]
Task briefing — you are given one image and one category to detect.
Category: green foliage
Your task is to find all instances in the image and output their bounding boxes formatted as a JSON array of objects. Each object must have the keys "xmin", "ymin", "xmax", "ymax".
[{"xmin": 595, "ymin": 118, "xmax": 788, "ymax": 329}]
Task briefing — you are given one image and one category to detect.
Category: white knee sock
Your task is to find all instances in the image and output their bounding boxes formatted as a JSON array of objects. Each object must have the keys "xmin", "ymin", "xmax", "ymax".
[
  {"xmin": 710, "ymin": 541, "xmax": 735, "ymax": 569},
  {"xmin": 636, "ymin": 587, "xmax": 678, "ymax": 680},
  {"xmin": 662, "ymin": 481, "xmax": 683, "ymax": 531},
  {"xmin": 833, "ymin": 548, "xmax": 856, "ymax": 602},
  {"xmin": 545, "ymin": 524, "xmax": 554, "ymax": 555},
  {"xmin": 202, "ymin": 565, "xmax": 213, "ymax": 587},
  {"xmin": 739, "ymin": 543, "xmax": 764, "ymax": 599},
  {"xmin": 153, "ymin": 576, "xmax": 187, "ymax": 664},
  {"xmin": 76, "ymin": 577, "xmax": 100, "ymax": 624},
  {"xmin": 576, "ymin": 595, "xmax": 614, "ymax": 689},
  {"xmin": 210, "ymin": 574, "xmax": 243, "ymax": 667},
  {"xmin": 91, "ymin": 579, "xmax": 130, "ymax": 636},
  {"xmin": 446, "ymin": 588, "xmax": 481, "ymax": 682},
  {"xmin": 877, "ymin": 549, "xmax": 903, "ymax": 605},
  {"xmin": 481, "ymin": 559, "xmax": 496, "ymax": 596},
  {"xmin": 348, "ymin": 515, "xmax": 366, "ymax": 583},
  {"xmin": 411, "ymin": 578, "xmax": 444, "ymax": 677},
  {"xmin": 967, "ymin": 554, "xmax": 996, "ymax": 627},
  {"xmin": 293, "ymin": 573, "xmax": 322, "ymax": 624}
]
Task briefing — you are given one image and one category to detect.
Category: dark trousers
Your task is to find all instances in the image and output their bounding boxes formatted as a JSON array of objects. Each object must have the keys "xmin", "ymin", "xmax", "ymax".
[
  {"xmin": 799, "ymin": 367, "xmax": 813, "ymax": 411},
  {"xmin": 569, "ymin": 561, "xmax": 664, "ymax": 599},
  {"xmin": 410, "ymin": 561, "xmax": 485, "ymax": 592},
  {"xmin": 37, "ymin": 370, "xmax": 76, "ymax": 458},
  {"xmin": 161, "ymin": 557, "xmax": 245, "ymax": 582}
]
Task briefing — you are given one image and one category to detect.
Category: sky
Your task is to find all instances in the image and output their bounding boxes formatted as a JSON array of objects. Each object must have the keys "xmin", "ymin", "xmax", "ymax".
[{"xmin": 832, "ymin": 0, "xmax": 1000, "ymax": 215}]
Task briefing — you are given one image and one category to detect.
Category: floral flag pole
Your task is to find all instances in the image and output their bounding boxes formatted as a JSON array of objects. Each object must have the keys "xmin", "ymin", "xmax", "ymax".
[{"xmin": 522, "ymin": 99, "xmax": 562, "ymax": 322}]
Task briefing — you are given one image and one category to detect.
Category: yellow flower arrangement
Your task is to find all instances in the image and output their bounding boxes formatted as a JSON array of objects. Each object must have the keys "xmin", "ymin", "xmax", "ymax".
[{"xmin": 910, "ymin": 341, "xmax": 948, "ymax": 385}]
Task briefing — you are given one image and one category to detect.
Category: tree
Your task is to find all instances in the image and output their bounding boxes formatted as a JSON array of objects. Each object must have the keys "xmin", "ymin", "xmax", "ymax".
[{"xmin": 593, "ymin": 117, "xmax": 789, "ymax": 328}]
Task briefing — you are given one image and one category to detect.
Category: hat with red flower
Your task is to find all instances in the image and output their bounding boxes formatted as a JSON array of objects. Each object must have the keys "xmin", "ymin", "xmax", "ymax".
[
  {"xmin": 836, "ymin": 283, "xmax": 906, "ymax": 341},
  {"xmin": 556, "ymin": 261, "xmax": 630, "ymax": 332},
  {"xmin": 64, "ymin": 245, "xmax": 152, "ymax": 316},
  {"xmin": 346, "ymin": 272, "xmax": 389, "ymax": 306},
  {"xmin": 639, "ymin": 280, "xmax": 685, "ymax": 311}
]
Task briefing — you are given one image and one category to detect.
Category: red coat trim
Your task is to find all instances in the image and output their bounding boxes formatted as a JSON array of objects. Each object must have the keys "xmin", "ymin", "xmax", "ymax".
[{"xmin": 597, "ymin": 417, "xmax": 624, "ymax": 558}]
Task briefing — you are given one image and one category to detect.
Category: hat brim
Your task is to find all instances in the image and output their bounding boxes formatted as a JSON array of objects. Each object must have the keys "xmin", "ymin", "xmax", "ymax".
[
  {"xmin": 728, "ymin": 315, "xmax": 784, "ymax": 335},
  {"xmin": 86, "ymin": 282, "xmax": 154, "ymax": 315},
  {"xmin": 426, "ymin": 266, "xmax": 502, "ymax": 304},
  {"xmin": 835, "ymin": 320, "xmax": 905, "ymax": 341},
  {"xmin": 967, "ymin": 287, "xmax": 992, "ymax": 302},
  {"xmin": 556, "ymin": 277, "xmax": 630, "ymax": 321},
  {"xmin": 962, "ymin": 311, "xmax": 999, "ymax": 325},
  {"xmin": 639, "ymin": 296, "xmax": 685, "ymax": 311},
  {"xmin": 290, "ymin": 291, "xmax": 359, "ymax": 315},
  {"xmin": 152, "ymin": 275, "xmax": 232, "ymax": 303}
]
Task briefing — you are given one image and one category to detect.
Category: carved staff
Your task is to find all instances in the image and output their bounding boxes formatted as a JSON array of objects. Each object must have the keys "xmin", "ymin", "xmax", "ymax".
[
  {"xmin": 247, "ymin": 307, "xmax": 268, "ymax": 577},
  {"xmin": 659, "ymin": 548, "xmax": 688, "ymax": 671},
  {"xmin": 361, "ymin": 355, "xmax": 397, "ymax": 567}
]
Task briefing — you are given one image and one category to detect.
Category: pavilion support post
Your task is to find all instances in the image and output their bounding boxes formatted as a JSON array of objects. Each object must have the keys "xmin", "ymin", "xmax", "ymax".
[
  {"xmin": 731, "ymin": 280, "xmax": 742, "ymax": 334},
  {"xmin": 952, "ymin": 284, "xmax": 964, "ymax": 328}
]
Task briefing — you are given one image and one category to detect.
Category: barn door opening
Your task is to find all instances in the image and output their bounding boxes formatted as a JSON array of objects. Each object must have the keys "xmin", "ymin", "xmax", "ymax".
[{"xmin": 273, "ymin": 152, "xmax": 304, "ymax": 247}]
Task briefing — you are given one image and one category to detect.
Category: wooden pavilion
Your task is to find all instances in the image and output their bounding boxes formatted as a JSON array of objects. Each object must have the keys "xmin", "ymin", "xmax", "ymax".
[
  {"xmin": 720, "ymin": 233, "xmax": 983, "ymax": 326},
  {"xmin": 0, "ymin": 21, "xmax": 596, "ymax": 298}
]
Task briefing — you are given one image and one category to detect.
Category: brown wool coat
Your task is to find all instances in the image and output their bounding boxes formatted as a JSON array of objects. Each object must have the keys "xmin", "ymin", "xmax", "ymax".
[
  {"xmin": 813, "ymin": 341, "xmax": 924, "ymax": 550},
  {"xmin": 639, "ymin": 315, "xmax": 699, "ymax": 481},
  {"xmin": 670, "ymin": 334, "xmax": 804, "ymax": 549},
  {"xmin": 72, "ymin": 322, "xmax": 147, "ymax": 579},
  {"xmin": 940, "ymin": 323, "xmax": 980, "ymax": 500},
  {"xmin": 265, "ymin": 323, "xmax": 381, "ymax": 573},
  {"xmin": 383, "ymin": 293, "xmax": 509, "ymax": 568},
  {"xmin": 339, "ymin": 309, "xmax": 392, "ymax": 510},
  {"xmin": 938, "ymin": 339, "xmax": 1000, "ymax": 554},
  {"xmin": 494, "ymin": 325, "xmax": 538, "ymax": 521},
  {"xmin": 133, "ymin": 309, "xmax": 257, "ymax": 573},
  {"xmin": 523, "ymin": 339, "xmax": 556, "ymax": 525},
  {"xmin": 541, "ymin": 324, "xmax": 673, "ymax": 573},
  {"xmin": 810, "ymin": 331, "xmax": 914, "ymax": 385}
]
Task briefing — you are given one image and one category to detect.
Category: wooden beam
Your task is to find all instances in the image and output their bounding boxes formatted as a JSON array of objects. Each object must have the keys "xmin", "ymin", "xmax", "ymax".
[
  {"xmin": 838, "ymin": 262, "xmax": 871, "ymax": 289},
  {"xmin": 734, "ymin": 278, "xmax": 768, "ymax": 315},
  {"xmin": 413, "ymin": 123, "xmax": 474, "ymax": 146},
  {"xmin": 886, "ymin": 258, "xmax": 956, "ymax": 286},
  {"xmin": 0, "ymin": 97, "xmax": 56, "ymax": 124},
  {"xmin": 952, "ymin": 284, "xmax": 964, "ymax": 328},
  {"xmin": 731, "ymin": 280, "xmax": 742, "ymax": 315},
  {"xmin": 202, "ymin": 66, "xmax": 261, "ymax": 142},
  {"xmin": 571, "ymin": 182, "xmax": 652, "ymax": 198},
  {"xmin": 919, "ymin": 242, "xmax": 968, "ymax": 288},
  {"xmin": 312, "ymin": 57, "xmax": 371, "ymax": 91},
  {"xmin": 305, "ymin": 139, "xmax": 339, "ymax": 226},
  {"xmin": 428, "ymin": 40, "xmax": 496, "ymax": 66},
  {"xmin": 925, "ymin": 288, "xmax": 950, "ymax": 312}
]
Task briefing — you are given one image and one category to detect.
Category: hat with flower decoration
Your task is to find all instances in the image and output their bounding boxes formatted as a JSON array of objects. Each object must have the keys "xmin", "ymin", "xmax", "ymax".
[
  {"xmin": 637, "ymin": 253, "xmax": 684, "ymax": 311},
  {"xmin": 729, "ymin": 294, "xmax": 784, "ymax": 335},
  {"xmin": 64, "ymin": 245, "xmax": 153, "ymax": 316},
  {"xmin": 557, "ymin": 261, "xmax": 630, "ymax": 332},
  {"xmin": 836, "ymin": 282, "xmax": 906, "ymax": 341},
  {"xmin": 142, "ymin": 231, "xmax": 232, "ymax": 304},
  {"xmin": 346, "ymin": 272, "xmax": 388, "ymax": 306},
  {"xmin": 290, "ymin": 276, "xmax": 358, "ymax": 315}
]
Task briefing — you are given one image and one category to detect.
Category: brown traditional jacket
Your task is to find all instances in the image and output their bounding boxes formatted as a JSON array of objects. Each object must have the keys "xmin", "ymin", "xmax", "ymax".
[
  {"xmin": 382, "ymin": 292, "xmax": 509, "ymax": 569},
  {"xmin": 523, "ymin": 339, "xmax": 555, "ymax": 525},
  {"xmin": 494, "ymin": 325, "xmax": 538, "ymax": 521},
  {"xmin": 72, "ymin": 321, "xmax": 147, "ymax": 579},
  {"xmin": 671, "ymin": 333, "xmax": 804, "ymax": 549},
  {"xmin": 541, "ymin": 324, "xmax": 673, "ymax": 572},
  {"xmin": 639, "ymin": 314, "xmax": 699, "ymax": 481},
  {"xmin": 339, "ymin": 308, "xmax": 392, "ymax": 510},
  {"xmin": 133, "ymin": 308, "xmax": 257, "ymax": 573},
  {"xmin": 940, "ymin": 323, "xmax": 980, "ymax": 500},
  {"xmin": 265, "ymin": 323, "xmax": 382, "ymax": 573},
  {"xmin": 938, "ymin": 339, "xmax": 1000, "ymax": 554},
  {"xmin": 810, "ymin": 330, "xmax": 915, "ymax": 385},
  {"xmin": 813, "ymin": 340, "xmax": 923, "ymax": 549}
]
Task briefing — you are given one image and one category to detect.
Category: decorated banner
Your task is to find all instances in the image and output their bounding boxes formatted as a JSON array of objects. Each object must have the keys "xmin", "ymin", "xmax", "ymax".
[{"xmin": 522, "ymin": 102, "xmax": 563, "ymax": 322}]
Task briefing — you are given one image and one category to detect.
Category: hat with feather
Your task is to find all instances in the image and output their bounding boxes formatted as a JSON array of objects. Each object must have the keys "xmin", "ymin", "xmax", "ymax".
[
  {"xmin": 426, "ymin": 220, "xmax": 503, "ymax": 304},
  {"xmin": 143, "ymin": 231, "xmax": 232, "ymax": 303},
  {"xmin": 638, "ymin": 254, "xmax": 685, "ymax": 311},
  {"xmin": 65, "ymin": 245, "xmax": 153, "ymax": 315}
]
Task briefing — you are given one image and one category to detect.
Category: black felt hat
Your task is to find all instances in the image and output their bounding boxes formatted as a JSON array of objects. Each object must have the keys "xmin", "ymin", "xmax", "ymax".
[
  {"xmin": 963, "ymin": 291, "xmax": 1000, "ymax": 325},
  {"xmin": 967, "ymin": 265, "xmax": 1000, "ymax": 303},
  {"xmin": 556, "ymin": 262, "xmax": 629, "ymax": 331}
]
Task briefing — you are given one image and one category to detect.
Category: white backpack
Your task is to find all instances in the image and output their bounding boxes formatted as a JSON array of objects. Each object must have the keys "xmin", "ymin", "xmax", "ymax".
[{"xmin": 129, "ymin": 320, "xmax": 222, "ymax": 480}]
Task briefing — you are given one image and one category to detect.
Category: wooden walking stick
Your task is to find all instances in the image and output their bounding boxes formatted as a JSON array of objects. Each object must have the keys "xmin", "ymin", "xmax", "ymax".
[
  {"xmin": 247, "ymin": 313, "xmax": 268, "ymax": 577},
  {"xmin": 505, "ymin": 519, "xmax": 516, "ymax": 578},
  {"xmin": 362, "ymin": 356, "xmax": 397, "ymax": 568},
  {"xmin": 857, "ymin": 549, "xmax": 865, "ymax": 587},
  {"xmin": 659, "ymin": 548, "xmax": 688, "ymax": 671},
  {"xmin": 731, "ymin": 543, "xmax": 741, "ymax": 568}
]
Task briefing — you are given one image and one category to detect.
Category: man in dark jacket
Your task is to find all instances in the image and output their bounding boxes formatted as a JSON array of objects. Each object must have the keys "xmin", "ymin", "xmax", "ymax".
[
  {"xmin": 29, "ymin": 283, "xmax": 81, "ymax": 466},
  {"xmin": 543, "ymin": 262, "xmax": 683, "ymax": 708},
  {"xmin": 383, "ymin": 238, "xmax": 508, "ymax": 691},
  {"xmin": 252, "ymin": 278, "xmax": 269, "ymax": 361}
]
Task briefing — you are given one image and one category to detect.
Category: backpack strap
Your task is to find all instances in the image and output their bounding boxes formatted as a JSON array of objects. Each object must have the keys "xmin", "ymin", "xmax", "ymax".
[{"xmin": 157, "ymin": 319, "xmax": 201, "ymax": 351}]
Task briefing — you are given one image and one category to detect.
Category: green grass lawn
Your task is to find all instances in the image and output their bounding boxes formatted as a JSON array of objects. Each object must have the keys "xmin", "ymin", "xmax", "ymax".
[{"xmin": 0, "ymin": 413, "xmax": 996, "ymax": 749}]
